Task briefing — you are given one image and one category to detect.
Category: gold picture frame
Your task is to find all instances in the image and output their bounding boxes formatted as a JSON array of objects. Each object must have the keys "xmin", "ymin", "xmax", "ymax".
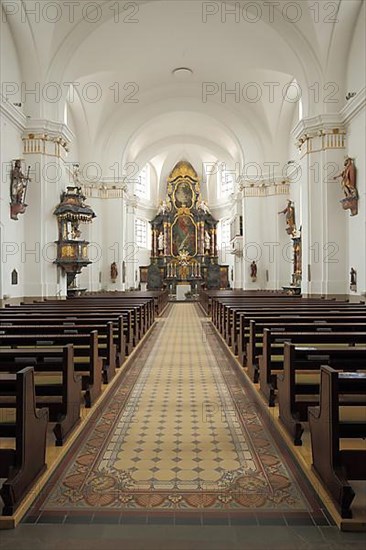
[{"xmin": 172, "ymin": 179, "xmax": 195, "ymax": 210}]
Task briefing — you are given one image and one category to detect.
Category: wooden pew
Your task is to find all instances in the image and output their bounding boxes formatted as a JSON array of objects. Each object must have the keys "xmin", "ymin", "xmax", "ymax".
[
  {"xmin": 0, "ymin": 367, "xmax": 48, "ymax": 516},
  {"xmin": 309, "ymin": 367, "xmax": 366, "ymax": 518},
  {"xmin": 212, "ymin": 298, "xmax": 362, "ymax": 344},
  {"xmin": 0, "ymin": 312, "xmax": 131, "ymax": 359},
  {"xmin": 233, "ymin": 306, "xmax": 366, "ymax": 357},
  {"xmin": 0, "ymin": 346, "xmax": 80, "ymax": 446},
  {"xmin": 0, "ymin": 322, "xmax": 116, "ymax": 383},
  {"xmin": 277, "ymin": 343, "xmax": 366, "ymax": 444},
  {"xmin": 247, "ymin": 319, "xmax": 366, "ymax": 381},
  {"xmin": 238, "ymin": 312, "xmax": 366, "ymax": 365},
  {"xmin": 0, "ymin": 332, "xmax": 102, "ymax": 407},
  {"xmin": 39, "ymin": 296, "xmax": 154, "ymax": 334},
  {"xmin": 4, "ymin": 305, "xmax": 139, "ymax": 353}
]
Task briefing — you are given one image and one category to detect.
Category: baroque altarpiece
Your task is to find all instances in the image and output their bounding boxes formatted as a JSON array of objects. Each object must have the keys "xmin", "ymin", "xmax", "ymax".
[{"xmin": 139, "ymin": 161, "xmax": 229, "ymax": 291}]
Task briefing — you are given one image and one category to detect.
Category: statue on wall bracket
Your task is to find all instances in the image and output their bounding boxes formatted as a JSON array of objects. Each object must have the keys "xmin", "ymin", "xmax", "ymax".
[
  {"xmin": 250, "ymin": 260, "xmax": 257, "ymax": 282},
  {"xmin": 333, "ymin": 157, "xmax": 358, "ymax": 216},
  {"xmin": 278, "ymin": 200, "xmax": 296, "ymax": 236},
  {"xmin": 10, "ymin": 159, "xmax": 31, "ymax": 220}
]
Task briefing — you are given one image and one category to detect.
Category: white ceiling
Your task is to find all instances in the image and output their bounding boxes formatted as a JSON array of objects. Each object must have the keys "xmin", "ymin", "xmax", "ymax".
[{"xmin": 2, "ymin": 0, "xmax": 363, "ymax": 193}]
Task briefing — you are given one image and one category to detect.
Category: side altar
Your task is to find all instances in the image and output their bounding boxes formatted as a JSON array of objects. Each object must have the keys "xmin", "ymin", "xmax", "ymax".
[{"xmin": 139, "ymin": 161, "xmax": 229, "ymax": 292}]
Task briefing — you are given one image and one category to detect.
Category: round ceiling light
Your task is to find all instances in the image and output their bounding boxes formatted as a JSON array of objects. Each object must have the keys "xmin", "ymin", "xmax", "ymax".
[{"xmin": 172, "ymin": 67, "xmax": 193, "ymax": 79}]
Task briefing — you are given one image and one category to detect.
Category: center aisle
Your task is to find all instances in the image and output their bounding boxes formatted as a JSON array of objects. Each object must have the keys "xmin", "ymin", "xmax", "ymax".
[{"xmin": 28, "ymin": 304, "xmax": 330, "ymax": 525}]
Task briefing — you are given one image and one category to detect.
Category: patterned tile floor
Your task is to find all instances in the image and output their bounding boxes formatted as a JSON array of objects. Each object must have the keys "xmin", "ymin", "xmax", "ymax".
[{"xmin": 26, "ymin": 304, "xmax": 332, "ymax": 524}]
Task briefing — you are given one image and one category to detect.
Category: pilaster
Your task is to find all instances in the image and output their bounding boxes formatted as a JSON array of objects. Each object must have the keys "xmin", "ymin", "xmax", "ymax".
[
  {"xmin": 293, "ymin": 115, "xmax": 348, "ymax": 295},
  {"xmin": 21, "ymin": 121, "xmax": 73, "ymax": 297}
]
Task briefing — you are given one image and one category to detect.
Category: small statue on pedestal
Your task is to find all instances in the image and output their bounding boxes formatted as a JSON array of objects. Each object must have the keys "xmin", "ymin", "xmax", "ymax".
[
  {"xmin": 350, "ymin": 267, "xmax": 357, "ymax": 292},
  {"xmin": 158, "ymin": 231, "xmax": 165, "ymax": 255},
  {"xmin": 157, "ymin": 198, "xmax": 171, "ymax": 215},
  {"xmin": 204, "ymin": 230, "xmax": 211, "ymax": 252},
  {"xmin": 111, "ymin": 262, "xmax": 118, "ymax": 283},
  {"xmin": 197, "ymin": 195, "xmax": 210, "ymax": 214},
  {"xmin": 250, "ymin": 260, "xmax": 257, "ymax": 282}
]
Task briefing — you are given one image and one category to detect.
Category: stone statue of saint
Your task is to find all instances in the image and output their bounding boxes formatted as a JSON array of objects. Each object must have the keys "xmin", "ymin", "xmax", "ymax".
[
  {"xmin": 250, "ymin": 260, "xmax": 257, "ymax": 281},
  {"xmin": 157, "ymin": 199, "xmax": 170, "ymax": 215},
  {"xmin": 111, "ymin": 262, "xmax": 118, "ymax": 282},
  {"xmin": 72, "ymin": 163, "xmax": 81, "ymax": 186},
  {"xmin": 197, "ymin": 196, "xmax": 210, "ymax": 214},
  {"xmin": 158, "ymin": 231, "xmax": 165, "ymax": 253},
  {"xmin": 278, "ymin": 200, "xmax": 296, "ymax": 236},
  {"xmin": 350, "ymin": 267, "xmax": 357, "ymax": 290},
  {"xmin": 11, "ymin": 160, "xmax": 30, "ymax": 204},
  {"xmin": 204, "ymin": 230, "xmax": 211, "ymax": 250},
  {"xmin": 333, "ymin": 157, "xmax": 357, "ymax": 198}
]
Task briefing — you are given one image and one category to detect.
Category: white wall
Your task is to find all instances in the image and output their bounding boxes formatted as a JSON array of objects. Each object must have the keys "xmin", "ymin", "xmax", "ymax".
[
  {"xmin": 0, "ymin": 119, "xmax": 26, "ymax": 298},
  {"xmin": 0, "ymin": 15, "xmax": 25, "ymax": 299},
  {"xmin": 346, "ymin": 2, "xmax": 366, "ymax": 94},
  {"xmin": 344, "ymin": 1, "xmax": 366, "ymax": 297},
  {"xmin": 0, "ymin": 13, "xmax": 23, "ymax": 107},
  {"xmin": 346, "ymin": 111, "xmax": 366, "ymax": 296}
]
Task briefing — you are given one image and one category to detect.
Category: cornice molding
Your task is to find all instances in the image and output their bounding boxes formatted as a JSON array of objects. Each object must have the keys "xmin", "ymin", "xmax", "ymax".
[
  {"xmin": 341, "ymin": 87, "xmax": 366, "ymax": 126},
  {"xmin": 82, "ymin": 182, "xmax": 127, "ymax": 199},
  {"xmin": 236, "ymin": 175, "xmax": 291, "ymax": 198},
  {"xmin": 292, "ymin": 89, "xmax": 365, "ymax": 156},
  {"xmin": 241, "ymin": 182, "xmax": 290, "ymax": 198},
  {"xmin": 0, "ymin": 94, "xmax": 27, "ymax": 132},
  {"xmin": 0, "ymin": 99, "xmax": 75, "ymax": 147},
  {"xmin": 23, "ymin": 119, "xmax": 74, "ymax": 144},
  {"xmin": 292, "ymin": 113, "xmax": 344, "ymax": 141}
]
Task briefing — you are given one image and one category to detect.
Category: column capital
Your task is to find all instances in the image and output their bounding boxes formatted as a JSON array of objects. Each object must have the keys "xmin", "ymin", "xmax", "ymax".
[
  {"xmin": 293, "ymin": 114, "xmax": 346, "ymax": 157},
  {"xmin": 22, "ymin": 119, "xmax": 73, "ymax": 158},
  {"xmin": 82, "ymin": 182, "xmax": 127, "ymax": 199},
  {"xmin": 240, "ymin": 179, "xmax": 290, "ymax": 197}
]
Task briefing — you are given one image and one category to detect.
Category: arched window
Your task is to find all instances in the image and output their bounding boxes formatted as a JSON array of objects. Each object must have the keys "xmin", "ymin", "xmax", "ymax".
[
  {"xmin": 135, "ymin": 217, "xmax": 147, "ymax": 248},
  {"xmin": 135, "ymin": 164, "xmax": 150, "ymax": 199},
  {"xmin": 218, "ymin": 165, "xmax": 235, "ymax": 197},
  {"xmin": 298, "ymin": 97, "xmax": 303, "ymax": 121},
  {"xmin": 219, "ymin": 218, "xmax": 231, "ymax": 248}
]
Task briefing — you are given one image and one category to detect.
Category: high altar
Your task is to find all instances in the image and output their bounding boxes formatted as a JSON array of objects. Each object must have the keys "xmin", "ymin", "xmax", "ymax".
[{"xmin": 139, "ymin": 161, "xmax": 229, "ymax": 293}]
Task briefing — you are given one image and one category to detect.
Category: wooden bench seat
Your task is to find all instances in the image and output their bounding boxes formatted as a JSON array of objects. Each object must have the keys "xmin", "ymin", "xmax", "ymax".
[
  {"xmin": 0, "ymin": 313, "xmax": 129, "ymax": 360},
  {"xmin": 0, "ymin": 345, "xmax": 80, "ymax": 446},
  {"xmin": 0, "ymin": 332, "xmax": 102, "ymax": 407},
  {"xmin": 0, "ymin": 322, "xmax": 116, "ymax": 383},
  {"xmin": 221, "ymin": 300, "xmax": 337, "ymax": 344},
  {"xmin": 0, "ymin": 368, "xmax": 48, "ymax": 516},
  {"xmin": 277, "ymin": 344, "xmax": 366, "ymax": 445},
  {"xmin": 238, "ymin": 313, "xmax": 366, "ymax": 365},
  {"xmin": 309, "ymin": 367, "xmax": 366, "ymax": 518},
  {"xmin": 3, "ymin": 307, "xmax": 139, "ymax": 354},
  {"xmin": 247, "ymin": 320, "xmax": 366, "ymax": 381}
]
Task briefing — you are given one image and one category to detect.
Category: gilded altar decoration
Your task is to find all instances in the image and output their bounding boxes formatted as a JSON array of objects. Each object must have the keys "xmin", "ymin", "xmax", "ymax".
[
  {"xmin": 139, "ymin": 160, "xmax": 229, "ymax": 291},
  {"xmin": 333, "ymin": 157, "xmax": 358, "ymax": 216},
  {"xmin": 54, "ymin": 179, "xmax": 96, "ymax": 295},
  {"xmin": 10, "ymin": 159, "xmax": 31, "ymax": 220}
]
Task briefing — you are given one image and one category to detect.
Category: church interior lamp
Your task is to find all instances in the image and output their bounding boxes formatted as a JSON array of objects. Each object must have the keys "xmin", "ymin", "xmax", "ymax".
[{"xmin": 53, "ymin": 183, "xmax": 96, "ymax": 294}]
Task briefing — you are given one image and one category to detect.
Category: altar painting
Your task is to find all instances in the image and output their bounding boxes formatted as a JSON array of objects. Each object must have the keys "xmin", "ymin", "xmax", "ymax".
[
  {"xmin": 173, "ymin": 181, "xmax": 194, "ymax": 209},
  {"xmin": 171, "ymin": 215, "xmax": 197, "ymax": 257}
]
